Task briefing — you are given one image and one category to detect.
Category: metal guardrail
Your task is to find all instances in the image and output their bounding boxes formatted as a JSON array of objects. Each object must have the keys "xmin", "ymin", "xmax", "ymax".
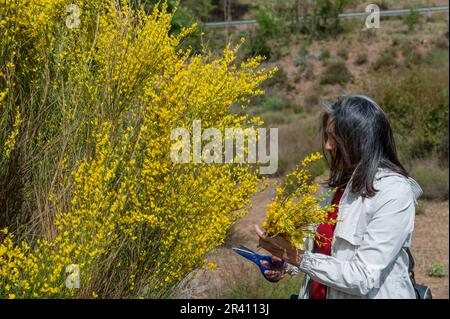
[{"xmin": 203, "ymin": 6, "xmax": 449, "ymax": 28}]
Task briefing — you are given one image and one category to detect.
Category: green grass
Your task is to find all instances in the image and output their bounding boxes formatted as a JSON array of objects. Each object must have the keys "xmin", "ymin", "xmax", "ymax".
[
  {"xmin": 260, "ymin": 111, "xmax": 293, "ymax": 125},
  {"xmin": 260, "ymin": 96, "xmax": 290, "ymax": 112},
  {"xmin": 404, "ymin": 51, "xmax": 423, "ymax": 68},
  {"xmin": 250, "ymin": 95, "xmax": 298, "ymax": 125},
  {"xmin": 320, "ymin": 60, "xmax": 353, "ymax": 85},
  {"xmin": 319, "ymin": 48, "xmax": 331, "ymax": 64},
  {"xmin": 337, "ymin": 48, "xmax": 349, "ymax": 60},
  {"xmin": 427, "ymin": 263, "xmax": 446, "ymax": 278},
  {"xmin": 371, "ymin": 49, "xmax": 397, "ymax": 71},
  {"xmin": 355, "ymin": 53, "xmax": 368, "ymax": 65},
  {"xmin": 261, "ymin": 67, "xmax": 291, "ymax": 90},
  {"xmin": 425, "ymin": 46, "xmax": 449, "ymax": 68},
  {"xmin": 403, "ymin": 8, "xmax": 421, "ymax": 33}
]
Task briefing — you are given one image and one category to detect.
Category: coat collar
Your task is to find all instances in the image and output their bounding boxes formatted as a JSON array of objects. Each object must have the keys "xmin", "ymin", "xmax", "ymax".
[{"xmin": 374, "ymin": 168, "xmax": 423, "ymax": 203}]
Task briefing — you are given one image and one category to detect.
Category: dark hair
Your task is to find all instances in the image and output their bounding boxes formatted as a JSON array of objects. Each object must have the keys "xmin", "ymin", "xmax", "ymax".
[{"xmin": 321, "ymin": 95, "xmax": 408, "ymax": 197}]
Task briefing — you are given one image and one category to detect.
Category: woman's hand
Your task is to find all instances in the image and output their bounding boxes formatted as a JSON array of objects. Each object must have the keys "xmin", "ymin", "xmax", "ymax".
[
  {"xmin": 255, "ymin": 225, "xmax": 303, "ymax": 267},
  {"xmin": 262, "ymin": 255, "xmax": 285, "ymax": 282}
]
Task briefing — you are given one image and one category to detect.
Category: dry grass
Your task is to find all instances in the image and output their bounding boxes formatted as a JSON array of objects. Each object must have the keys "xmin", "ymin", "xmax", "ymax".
[
  {"xmin": 410, "ymin": 156, "xmax": 449, "ymax": 200},
  {"xmin": 276, "ymin": 113, "xmax": 325, "ymax": 176}
]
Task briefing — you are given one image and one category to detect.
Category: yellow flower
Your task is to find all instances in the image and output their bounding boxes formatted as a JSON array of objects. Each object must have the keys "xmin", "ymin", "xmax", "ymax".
[
  {"xmin": 0, "ymin": 0, "xmax": 272, "ymax": 299},
  {"xmin": 263, "ymin": 153, "xmax": 336, "ymax": 249},
  {"xmin": 206, "ymin": 262, "xmax": 218, "ymax": 270}
]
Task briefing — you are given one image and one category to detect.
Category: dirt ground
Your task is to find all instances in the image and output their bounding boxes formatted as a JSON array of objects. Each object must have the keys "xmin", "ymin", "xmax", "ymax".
[
  {"xmin": 411, "ymin": 200, "xmax": 449, "ymax": 299},
  {"xmin": 176, "ymin": 179, "xmax": 449, "ymax": 299}
]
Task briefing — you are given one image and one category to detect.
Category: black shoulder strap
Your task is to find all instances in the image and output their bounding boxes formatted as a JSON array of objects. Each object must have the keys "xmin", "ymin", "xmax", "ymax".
[
  {"xmin": 404, "ymin": 247, "xmax": 416, "ymax": 284},
  {"xmin": 405, "ymin": 247, "xmax": 415, "ymax": 271}
]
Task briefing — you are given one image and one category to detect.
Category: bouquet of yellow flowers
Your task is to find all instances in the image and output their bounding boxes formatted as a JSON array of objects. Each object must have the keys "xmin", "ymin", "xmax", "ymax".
[{"xmin": 263, "ymin": 152, "xmax": 337, "ymax": 250}]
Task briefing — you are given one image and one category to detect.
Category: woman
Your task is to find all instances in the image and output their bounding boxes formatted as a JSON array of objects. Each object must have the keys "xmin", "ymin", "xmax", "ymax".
[{"xmin": 255, "ymin": 95, "xmax": 423, "ymax": 299}]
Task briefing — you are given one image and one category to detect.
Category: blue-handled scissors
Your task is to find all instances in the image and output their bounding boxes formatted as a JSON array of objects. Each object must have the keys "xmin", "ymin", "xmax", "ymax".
[{"xmin": 232, "ymin": 244, "xmax": 284, "ymax": 282}]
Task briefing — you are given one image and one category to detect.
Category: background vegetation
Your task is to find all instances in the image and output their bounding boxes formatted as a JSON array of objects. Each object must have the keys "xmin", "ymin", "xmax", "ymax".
[
  {"xmin": 0, "ymin": 0, "xmax": 448, "ymax": 299},
  {"xmin": 186, "ymin": 0, "xmax": 449, "ymax": 298}
]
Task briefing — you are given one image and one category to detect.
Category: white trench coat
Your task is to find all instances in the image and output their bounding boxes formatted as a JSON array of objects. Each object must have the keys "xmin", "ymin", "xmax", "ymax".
[{"xmin": 286, "ymin": 168, "xmax": 423, "ymax": 299}]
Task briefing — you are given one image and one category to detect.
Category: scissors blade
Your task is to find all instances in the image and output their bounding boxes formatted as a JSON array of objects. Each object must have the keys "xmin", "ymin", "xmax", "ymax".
[
  {"xmin": 232, "ymin": 247, "xmax": 254, "ymax": 260},
  {"xmin": 237, "ymin": 244, "xmax": 255, "ymax": 253}
]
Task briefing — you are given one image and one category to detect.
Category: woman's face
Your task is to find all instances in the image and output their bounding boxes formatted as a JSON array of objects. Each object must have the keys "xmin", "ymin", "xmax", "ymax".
[
  {"xmin": 324, "ymin": 115, "xmax": 345, "ymax": 170},
  {"xmin": 324, "ymin": 116, "xmax": 336, "ymax": 155}
]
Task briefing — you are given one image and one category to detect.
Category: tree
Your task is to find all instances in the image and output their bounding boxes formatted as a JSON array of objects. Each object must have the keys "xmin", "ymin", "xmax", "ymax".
[
  {"xmin": 135, "ymin": 0, "xmax": 215, "ymax": 34},
  {"xmin": 298, "ymin": 0, "xmax": 355, "ymax": 37}
]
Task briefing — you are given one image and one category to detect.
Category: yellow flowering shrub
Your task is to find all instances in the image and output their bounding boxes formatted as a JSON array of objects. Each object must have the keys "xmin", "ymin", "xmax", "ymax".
[
  {"xmin": 0, "ymin": 0, "xmax": 275, "ymax": 298},
  {"xmin": 263, "ymin": 153, "xmax": 336, "ymax": 250}
]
